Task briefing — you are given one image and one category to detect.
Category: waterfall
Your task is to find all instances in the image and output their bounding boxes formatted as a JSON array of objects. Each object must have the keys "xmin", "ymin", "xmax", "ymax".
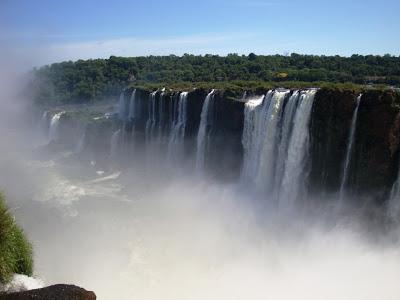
[
  {"xmin": 48, "ymin": 112, "xmax": 64, "ymax": 142},
  {"xmin": 241, "ymin": 91, "xmax": 248, "ymax": 101},
  {"xmin": 256, "ymin": 90, "xmax": 289, "ymax": 190},
  {"xmin": 167, "ymin": 92, "xmax": 188, "ymax": 162},
  {"xmin": 241, "ymin": 95, "xmax": 265, "ymax": 181},
  {"xmin": 274, "ymin": 91, "xmax": 301, "ymax": 194},
  {"xmin": 240, "ymin": 90, "xmax": 289, "ymax": 190},
  {"xmin": 128, "ymin": 89, "xmax": 137, "ymax": 120},
  {"xmin": 195, "ymin": 90, "xmax": 215, "ymax": 172},
  {"xmin": 279, "ymin": 89, "xmax": 316, "ymax": 209},
  {"xmin": 156, "ymin": 92, "xmax": 166, "ymax": 144},
  {"xmin": 241, "ymin": 89, "xmax": 316, "ymax": 207},
  {"xmin": 339, "ymin": 94, "xmax": 362, "ymax": 201},
  {"xmin": 145, "ymin": 91, "xmax": 157, "ymax": 143}
]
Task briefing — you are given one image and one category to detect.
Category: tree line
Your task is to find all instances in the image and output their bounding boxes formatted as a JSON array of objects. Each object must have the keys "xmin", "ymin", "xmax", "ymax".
[{"xmin": 30, "ymin": 53, "xmax": 400, "ymax": 104}]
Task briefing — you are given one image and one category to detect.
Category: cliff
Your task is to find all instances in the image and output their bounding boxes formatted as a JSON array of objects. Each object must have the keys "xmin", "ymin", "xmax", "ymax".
[{"xmin": 42, "ymin": 87, "xmax": 400, "ymax": 203}]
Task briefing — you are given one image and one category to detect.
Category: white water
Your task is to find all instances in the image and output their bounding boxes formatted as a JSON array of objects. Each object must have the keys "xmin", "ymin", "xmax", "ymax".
[
  {"xmin": 279, "ymin": 89, "xmax": 316, "ymax": 209},
  {"xmin": 48, "ymin": 112, "xmax": 64, "ymax": 142},
  {"xmin": 339, "ymin": 94, "xmax": 362, "ymax": 201},
  {"xmin": 195, "ymin": 90, "xmax": 215, "ymax": 172},
  {"xmin": 167, "ymin": 92, "xmax": 188, "ymax": 163},
  {"xmin": 145, "ymin": 91, "xmax": 157, "ymax": 144},
  {"xmin": 256, "ymin": 90, "xmax": 289, "ymax": 190},
  {"xmin": 241, "ymin": 95, "xmax": 265, "ymax": 181},
  {"xmin": 0, "ymin": 275, "xmax": 43, "ymax": 293},
  {"xmin": 128, "ymin": 89, "xmax": 137, "ymax": 120},
  {"xmin": 156, "ymin": 92, "xmax": 165, "ymax": 145},
  {"xmin": 14, "ymin": 156, "xmax": 400, "ymax": 300},
  {"xmin": 274, "ymin": 91, "xmax": 301, "ymax": 195},
  {"xmin": 158, "ymin": 92, "xmax": 165, "ymax": 137},
  {"xmin": 241, "ymin": 89, "xmax": 316, "ymax": 208}
]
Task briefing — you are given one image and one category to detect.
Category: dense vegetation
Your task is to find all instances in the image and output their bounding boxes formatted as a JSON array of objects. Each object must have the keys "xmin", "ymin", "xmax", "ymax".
[
  {"xmin": 30, "ymin": 53, "xmax": 400, "ymax": 104},
  {"xmin": 0, "ymin": 194, "xmax": 33, "ymax": 283}
]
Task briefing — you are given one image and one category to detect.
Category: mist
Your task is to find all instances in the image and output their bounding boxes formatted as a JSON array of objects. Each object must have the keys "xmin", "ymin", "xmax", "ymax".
[{"xmin": 0, "ymin": 52, "xmax": 400, "ymax": 300}]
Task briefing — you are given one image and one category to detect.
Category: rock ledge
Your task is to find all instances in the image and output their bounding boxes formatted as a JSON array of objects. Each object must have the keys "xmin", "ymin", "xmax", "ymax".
[{"xmin": 0, "ymin": 284, "xmax": 96, "ymax": 300}]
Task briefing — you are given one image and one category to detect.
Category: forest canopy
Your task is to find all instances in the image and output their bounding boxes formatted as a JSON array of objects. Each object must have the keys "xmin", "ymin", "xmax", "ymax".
[{"xmin": 30, "ymin": 53, "xmax": 400, "ymax": 104}]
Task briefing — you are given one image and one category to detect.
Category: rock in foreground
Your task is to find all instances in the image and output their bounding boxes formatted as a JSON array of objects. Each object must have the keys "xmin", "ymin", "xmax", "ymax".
[{"xmin": 0, "ymin": 284, "xmax": 96, "ymax": 300}]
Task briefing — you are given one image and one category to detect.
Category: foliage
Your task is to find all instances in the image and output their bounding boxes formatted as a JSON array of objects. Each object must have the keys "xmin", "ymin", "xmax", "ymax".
[
  {"xmin": 0, "ymin": 193, "xmax": 33, "ymax": 283},
  {"xmin": 30, "ymin": 53, "xmax": 400, "ymax": 104}
]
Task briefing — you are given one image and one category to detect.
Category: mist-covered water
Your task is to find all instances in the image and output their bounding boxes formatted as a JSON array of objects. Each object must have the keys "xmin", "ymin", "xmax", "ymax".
[
  {"xmin": 196, "ymin": 89, "xmax": 215, "ymax": 172},
  {"xmin": 1, "ymin": 70, "xmax": 400, "ymax": 300},
  {"xmin": 7, "ymin": 150, "xmax": 400, "ymax": 300}
]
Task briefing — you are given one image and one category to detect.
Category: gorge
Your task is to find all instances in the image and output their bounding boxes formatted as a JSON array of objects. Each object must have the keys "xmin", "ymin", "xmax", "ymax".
[
  {"xmin": 2, "ymin": 84, "xmax": 400, "ymax": 300},
  {"xmin": 2, "ymin": 0, "xmax": 400, "ymax": 297}
]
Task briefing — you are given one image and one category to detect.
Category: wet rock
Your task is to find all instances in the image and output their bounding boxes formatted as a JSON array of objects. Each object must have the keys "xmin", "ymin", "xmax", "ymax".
[{"xmin": 0, "ymin": 284, "xmax": 96, "ymax": 300}]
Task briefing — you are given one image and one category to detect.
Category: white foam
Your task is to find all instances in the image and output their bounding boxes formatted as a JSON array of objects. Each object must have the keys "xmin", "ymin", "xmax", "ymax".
[{"xmin": 0, "ymin": 274, "xmax": 44, "ymax": 293}]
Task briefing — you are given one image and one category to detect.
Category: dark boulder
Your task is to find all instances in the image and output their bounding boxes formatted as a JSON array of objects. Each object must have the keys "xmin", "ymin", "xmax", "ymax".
[{"xmin": 0, "ymin": 285, "xmax": 96, "ymax": 300}]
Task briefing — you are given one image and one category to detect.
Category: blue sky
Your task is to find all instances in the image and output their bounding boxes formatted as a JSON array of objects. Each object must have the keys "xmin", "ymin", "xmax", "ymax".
[{"xmin": 1, "ymin": 0, "xmax": 399, "ymax": 67}]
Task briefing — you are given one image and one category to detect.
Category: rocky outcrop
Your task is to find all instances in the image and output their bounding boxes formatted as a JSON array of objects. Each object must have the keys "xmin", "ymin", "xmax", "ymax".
[
  {"xmin": 0, "ymin": 285, "xmax": 96, "ymax": 300},
  {"xmin": 310, "ymin": 89, "xmax": 400, "ymax": 202},
  {"xmin": 206, "ymin": 90, "xmax": 244, "ymax": 180},
  {"xmin": 309, "ymin": 89, "xmax": 359, "ymax": 194},
  {"xmin": 352, "ymin": 90, "xmax": 400, "ymax": 201}
]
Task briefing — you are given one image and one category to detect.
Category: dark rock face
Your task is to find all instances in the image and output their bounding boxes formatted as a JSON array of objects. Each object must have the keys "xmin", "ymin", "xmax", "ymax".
[
  {"xmin": 121, "ymin": 87, "xmax": 245, "ymax": 179},
  {"xmin": 309, "ymin": 89, "xmax": 358, "ymax": 194},
  {"xmin": 206, "ymin": 90, "xmax": 244, "ymax": 180},
  {"xmin": 0, "ymin": 285, "xmax": 96, "ymax": 300},
  {"xmin": 352, "ymin": 90, "xmax": 400, "ymax": 201},
  {"xmin": 310, "ymin": 89, "xmax": 400, "ymax": 202},
  {"xmin": 186, "ymin": 89, "xmax": 207, "ymax": 140}
]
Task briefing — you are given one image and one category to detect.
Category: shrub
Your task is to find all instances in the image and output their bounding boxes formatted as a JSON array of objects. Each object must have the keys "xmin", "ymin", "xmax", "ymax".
[{"xmin": 0, "ymin": 193, "xmax": 33, "ymax": 283}]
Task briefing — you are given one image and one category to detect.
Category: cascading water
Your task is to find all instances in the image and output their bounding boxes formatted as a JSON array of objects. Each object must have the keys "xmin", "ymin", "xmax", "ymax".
[
  {"xmin": 241, "ymin": 89, "xmax": 316, "ymax": 208},
  {"xmin": 145, "ymin": 91, "xmax": 157, "ymax": 143},
  {"xmin": 338, "ymin": 94, "xmax": 362, "ymax": 201},
  {"xmin": 241, "ymin": 95, "xmax": 265, "ymax": 182},
  {"xmin": 48, "ymin": 112, "xmax": 64, "ymax": 142},
  {"xmin": 158, "ymin": 92, "xmax": 165, "ymax": 136},
  {"xmin": 273, "ymin": 91, "xmax": 301, "ymax": 195},
  {"xmin": 156, "ymin": 92, "xmax": 165, "ymax": 145},
  {"xmin": 279, "ymin": 89, "xmax": 316, "ymax": 209},
  {"xmin": 128, "ymin": 89, "xmax": 137, "ymax": 120},
  {"xmin": 240, "ymin": 90, "xmax": 290, "ymax": 191},
  {"xmin": 256, "ymin": 90, "xmax": 289, "ymax": 190},
  {"xmin": 195, "ymin": 90, "xmax": 215, "ymax": 172},
  {"xmin": 167, "ymin": 92, "xmax": 188, "ymax": 163}
]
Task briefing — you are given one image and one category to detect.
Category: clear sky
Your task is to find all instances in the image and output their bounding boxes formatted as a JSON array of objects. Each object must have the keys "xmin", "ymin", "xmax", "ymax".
[{"xmin": 1, "ymin": 0, "xmax": 399, "ymax": 67}]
